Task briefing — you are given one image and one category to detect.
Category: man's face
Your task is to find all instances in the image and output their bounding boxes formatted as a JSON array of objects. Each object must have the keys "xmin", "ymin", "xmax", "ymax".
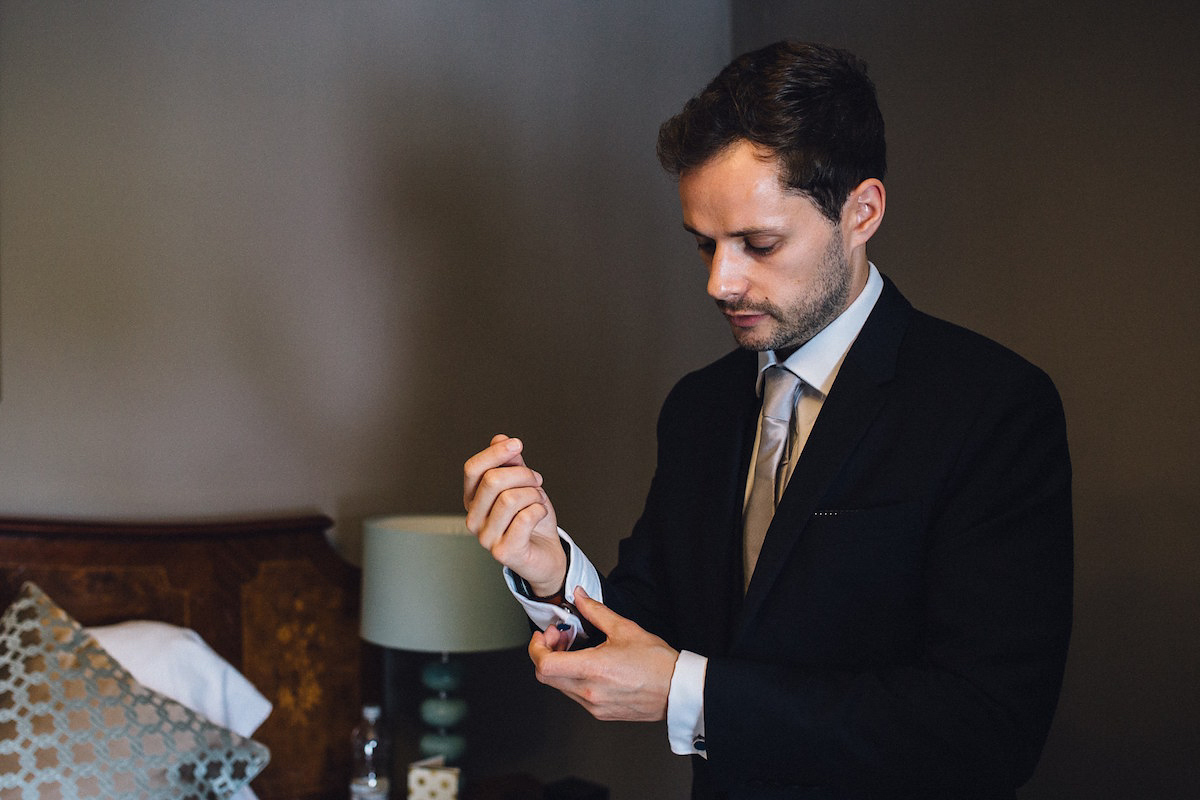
[{"xmin": 679, "ymin": 140, "xmax": 866, "ymax": 353}]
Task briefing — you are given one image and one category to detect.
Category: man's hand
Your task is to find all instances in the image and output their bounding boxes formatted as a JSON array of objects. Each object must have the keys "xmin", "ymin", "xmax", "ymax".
[
  {"xmin": 529, "ymin": 587, "xmax": 679, "ymax": 722},
  {"xmin": 464, "ymin": 434, "xmax": 566, "ymax": 596}
]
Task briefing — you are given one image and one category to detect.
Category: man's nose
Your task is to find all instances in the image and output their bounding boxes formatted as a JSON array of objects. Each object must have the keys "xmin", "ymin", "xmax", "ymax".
[{"xmin": 706, "ymin": 245, "xmax": 748, "ymax": 301}]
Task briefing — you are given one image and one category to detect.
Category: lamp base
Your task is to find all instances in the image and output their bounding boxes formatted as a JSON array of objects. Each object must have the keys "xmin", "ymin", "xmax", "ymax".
[
  {"xmin": 418, "ymin": 654, "xmax": 469, "ymax": 764},
  {"xmin": 418, "ymin": 731, "xmax": 467, "ymax": 763}
]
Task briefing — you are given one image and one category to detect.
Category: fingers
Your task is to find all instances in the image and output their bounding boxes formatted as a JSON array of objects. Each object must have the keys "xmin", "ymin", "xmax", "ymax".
[
  {"xmin": 464, "ymin": 434, "xmax": 562, "ymax": 587},
  {"xmin": 527, "ymin": 591, "xmax": 677, "ymax": 723},
  {"xmin": 543, "ymin": 622, "xmax": 575, "ymax": 652},
  {"xmin": 529, "ymin": 629, "xmax": 574, "ymax": 677},
  {"xmin": 529, "ymin": 630, "xmax": 550, "ymax": 662},
  {"xmin": 463, "ymin": 435, "xmax": 527, "ymax": 510},
  {"xmin": 528, "ymin": 634, "xmax": 656, "ymax": 722},
  {"xmin": 529, "ymin": 634, "xmax": 588, "ymax": 703},
  {"xmin": 480, "ymin": 491, "xmax": 548, "ymax": 559},
  {"xmin": 570, "ymin": 587, "xmax": 625, "ymax": 637},
  {"xmin": 464, "ymin": 435, "xmax": 546, "ymax": 538},
  {"xmin": 542, "ymin": 624, "xmax": 563, "ymax": 651}
]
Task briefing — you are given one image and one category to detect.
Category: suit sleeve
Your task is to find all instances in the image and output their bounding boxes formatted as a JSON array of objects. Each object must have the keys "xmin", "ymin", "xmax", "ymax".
[{"xmin": 598, "ymin": 369, "xmax": 751, "ymax": 655}]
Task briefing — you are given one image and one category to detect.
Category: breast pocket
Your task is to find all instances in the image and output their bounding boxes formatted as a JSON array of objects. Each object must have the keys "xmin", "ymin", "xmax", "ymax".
[
  {"xmin": 800, "ymin": 499, "xmax": 926, "ymax": 584},
  {"xmin": 761, "ymin": 500, "xmax": 927, "ymax": 663}
]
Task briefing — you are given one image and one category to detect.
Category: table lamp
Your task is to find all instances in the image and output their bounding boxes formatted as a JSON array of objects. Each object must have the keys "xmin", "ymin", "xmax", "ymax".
[{"xmin": 359, "ymin": 514, "xmax": 531, "ymax": 764}]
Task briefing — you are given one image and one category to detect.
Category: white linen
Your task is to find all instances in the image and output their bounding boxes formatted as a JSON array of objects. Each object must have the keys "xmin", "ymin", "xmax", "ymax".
[{"xmin": 88, "ymin": 620, "xmax": 273, "ymax": 800}]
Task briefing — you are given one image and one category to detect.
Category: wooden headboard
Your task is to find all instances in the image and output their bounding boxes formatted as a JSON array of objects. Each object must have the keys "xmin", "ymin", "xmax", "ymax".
[{"xmin": 0, "ymin": 513, "xmax": 363, "ymax": 800}]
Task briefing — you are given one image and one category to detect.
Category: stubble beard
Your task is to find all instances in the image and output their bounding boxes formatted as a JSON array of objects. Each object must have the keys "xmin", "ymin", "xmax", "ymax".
[{"xmin": 720, "ymin": 234, "xmax": 853, "ymax": 353}]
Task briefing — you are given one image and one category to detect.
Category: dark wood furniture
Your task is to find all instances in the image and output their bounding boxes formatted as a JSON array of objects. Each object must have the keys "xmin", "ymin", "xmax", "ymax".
[
  {"xmin": 0, "ymin": 514, "xmax": 362, "ymax": 800},
  {"xmin": 461, "ymin": 774, "xmax": 609, "ymax": 800}
]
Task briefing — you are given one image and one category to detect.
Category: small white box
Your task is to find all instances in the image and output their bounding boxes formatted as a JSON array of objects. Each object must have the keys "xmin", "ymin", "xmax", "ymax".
[{"xmin": 408, "ymin": 756, "xmax": 460, "ymax": 800}]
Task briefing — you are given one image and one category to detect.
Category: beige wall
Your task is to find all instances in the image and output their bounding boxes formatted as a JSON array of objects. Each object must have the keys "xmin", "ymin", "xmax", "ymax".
[
  {"xmin": 733, "ymin": 1, "xmax": 1199, "ymax": 797},
  {"xmin": 0, "ymin": 1, "xmax": 731, "ymax": 796}
]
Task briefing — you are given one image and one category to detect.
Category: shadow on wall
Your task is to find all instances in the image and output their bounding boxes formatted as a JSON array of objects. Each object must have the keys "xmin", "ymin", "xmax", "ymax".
[
  {"xmin": 327, "ymin": 76, "xmax": 551, "ymax": 560},
  {"xmin": 1026, "ymin": 485, "xmax": 1200, "ymax": 799}
]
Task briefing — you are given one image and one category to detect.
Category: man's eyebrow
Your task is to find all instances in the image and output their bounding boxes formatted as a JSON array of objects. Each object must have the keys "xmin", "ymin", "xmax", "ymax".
[{"xmin": 682, "ymin": 222, "xmax": 777, "ymax": 238}]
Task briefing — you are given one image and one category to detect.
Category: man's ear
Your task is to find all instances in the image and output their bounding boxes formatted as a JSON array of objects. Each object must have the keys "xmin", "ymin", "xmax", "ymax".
[{"xmin": 843, "ymin": 178, "xmax": 885, "ymax": 247}]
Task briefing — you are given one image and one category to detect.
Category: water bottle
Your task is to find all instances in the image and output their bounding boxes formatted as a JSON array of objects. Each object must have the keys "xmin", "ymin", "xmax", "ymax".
[{"xmin": 350, "ymin": 705, "xmax": 390, "ymax": 799}]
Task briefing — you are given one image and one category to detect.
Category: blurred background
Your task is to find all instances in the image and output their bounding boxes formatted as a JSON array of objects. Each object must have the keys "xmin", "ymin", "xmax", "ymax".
[{"xmin": 1, "ymin": 1, "xmax": 1195, "ymax": 797}]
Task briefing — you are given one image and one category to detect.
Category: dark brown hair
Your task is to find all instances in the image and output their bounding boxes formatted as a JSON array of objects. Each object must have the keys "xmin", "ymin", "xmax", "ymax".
[{"xmin": 657, "ymin": 41, "xmax": 886, "ymax": 223}]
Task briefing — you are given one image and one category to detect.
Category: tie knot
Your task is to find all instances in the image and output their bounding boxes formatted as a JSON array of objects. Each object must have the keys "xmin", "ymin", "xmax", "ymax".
[{"xmin": 761, "ymin": 366, "xmax": 801, "ymax": 421}]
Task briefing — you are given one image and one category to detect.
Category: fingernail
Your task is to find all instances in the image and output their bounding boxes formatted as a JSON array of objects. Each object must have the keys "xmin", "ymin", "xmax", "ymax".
[
  {"xmin": 506, "ymin": 438, "xmax": 521, "ymax": 451},
  {"xmin": 533, "ymin": 471, "xmax": 543, "ymax": 485}
]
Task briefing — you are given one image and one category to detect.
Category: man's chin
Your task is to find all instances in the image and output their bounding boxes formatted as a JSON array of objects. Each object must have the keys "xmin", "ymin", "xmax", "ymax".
[
  {"xmin": 729, "ymin": 323, "xmax": 807, "ymax": 354},
  {"xmin": 729, "ymin": 327, "xmax": 777, "ymax": 352}
]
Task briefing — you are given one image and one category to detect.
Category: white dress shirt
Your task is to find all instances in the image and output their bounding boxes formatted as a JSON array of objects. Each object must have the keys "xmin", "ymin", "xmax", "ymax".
[{"xmin": 506, "ymin": 264, "xmax": 884, "ymax": 757}]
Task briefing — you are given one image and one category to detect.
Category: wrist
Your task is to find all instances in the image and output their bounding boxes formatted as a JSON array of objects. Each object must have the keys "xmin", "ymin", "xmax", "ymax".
[
  {"xmin": 528, "ymin": 583, "xmax": 566, "ymax": 604},
  {"xmin": 517, "ymin": 537, "xmax": 571, "ymax": 600}
]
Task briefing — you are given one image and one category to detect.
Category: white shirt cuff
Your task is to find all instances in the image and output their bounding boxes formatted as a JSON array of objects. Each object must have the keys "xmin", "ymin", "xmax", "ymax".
[
  {"xmin": 503, "ymin": 528, "xmax": 602, "ymax": 645},
  {"xmin": 667, "ymin": 650, "xmax": 707, "ymax": 758}
]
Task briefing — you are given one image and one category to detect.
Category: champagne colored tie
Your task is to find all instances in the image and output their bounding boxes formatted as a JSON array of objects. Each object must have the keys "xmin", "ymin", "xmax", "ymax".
[{"xmin": 742, "ymin": 366, "xmax": 802, "ymax": 590}]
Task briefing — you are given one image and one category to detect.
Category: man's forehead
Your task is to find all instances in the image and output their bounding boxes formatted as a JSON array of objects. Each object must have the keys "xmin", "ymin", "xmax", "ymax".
[
  {"xmin": 679, "ymin": 152, "xmax": 826, "ymax": 236},
  {"xmin": 683, "ymin": 140, "xmax": 785, "ymax": 179}
]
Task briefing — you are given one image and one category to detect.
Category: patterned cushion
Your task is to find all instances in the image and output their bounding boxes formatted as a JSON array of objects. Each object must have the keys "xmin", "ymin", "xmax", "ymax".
[{"xmin": 0, "ymin": 582, "xmax": 270, "ymax": 800}]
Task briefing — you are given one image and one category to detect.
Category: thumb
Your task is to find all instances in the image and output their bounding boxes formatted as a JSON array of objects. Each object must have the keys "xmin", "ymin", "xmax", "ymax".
[
  {"xmin": 528, "ymin": 629, "xmax": 552, "ymax": 665},
  {"xmin": 570, "ymin": 586, "xmax": 626, "ymax": 636}
]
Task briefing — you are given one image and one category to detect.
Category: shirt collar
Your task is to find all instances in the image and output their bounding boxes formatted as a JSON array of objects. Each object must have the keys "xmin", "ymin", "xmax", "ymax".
[{"xmin": 757, "ymin": 262, "xmax": 884, "ymax": 397}]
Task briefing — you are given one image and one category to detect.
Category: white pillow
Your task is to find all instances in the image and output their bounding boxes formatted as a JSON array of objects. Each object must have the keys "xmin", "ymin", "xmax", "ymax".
[{"xmin": 88, "ymin": 620, "xmax": 273, "ymax": 800}]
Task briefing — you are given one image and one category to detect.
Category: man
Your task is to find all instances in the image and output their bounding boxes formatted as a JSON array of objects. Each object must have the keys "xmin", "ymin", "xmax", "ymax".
[{"xmin": 463, "ymin": 41, "xmax": 1072, "ymax": 800}]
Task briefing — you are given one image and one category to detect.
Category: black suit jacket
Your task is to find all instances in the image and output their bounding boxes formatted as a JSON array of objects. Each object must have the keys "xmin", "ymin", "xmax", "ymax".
[{"xmin": 598, "ymin": 277, "xmax": 1073, "ymax": 800}]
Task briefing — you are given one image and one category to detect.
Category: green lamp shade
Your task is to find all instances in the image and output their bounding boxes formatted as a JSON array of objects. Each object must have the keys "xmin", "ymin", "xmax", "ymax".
[{"xmin": 359, "ymin": 514, "xmax": 531, "ymax": 653}]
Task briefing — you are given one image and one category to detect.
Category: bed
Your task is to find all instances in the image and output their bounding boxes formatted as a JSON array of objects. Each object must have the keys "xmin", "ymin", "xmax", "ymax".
[{"xmin": 0, "ymin": 513, "xmax": 363, "ymax": 800}]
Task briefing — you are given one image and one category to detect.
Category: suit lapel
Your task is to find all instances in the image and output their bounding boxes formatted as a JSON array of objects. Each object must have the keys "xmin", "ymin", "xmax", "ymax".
[
  {"xmin": 697, "ymin": 351, "xmax": 760, "ymax": 654},
  {"xmin": 735, "ymin": 278, "xmax": 912, "ymax": 635}
]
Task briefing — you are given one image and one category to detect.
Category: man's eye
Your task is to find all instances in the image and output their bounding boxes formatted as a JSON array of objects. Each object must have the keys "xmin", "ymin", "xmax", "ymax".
[
  {"xmin": 745, "ymin": 240, "xmax": 777, "ymax": 256},
  {"xmin": 695, "ymin": 239, "xmax": 716, "ymax": 255}
]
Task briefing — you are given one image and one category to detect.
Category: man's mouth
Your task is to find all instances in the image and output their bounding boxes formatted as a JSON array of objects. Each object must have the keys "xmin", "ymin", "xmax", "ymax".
[{"xmin": 724, "ymin": 311, "xmax": 770, "ymax": 328}]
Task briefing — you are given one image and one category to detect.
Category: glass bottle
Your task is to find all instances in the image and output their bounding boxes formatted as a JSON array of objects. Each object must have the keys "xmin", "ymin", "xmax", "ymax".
[{"xmin": 350, "ymin": 704, "xmax": 390, "ymax": 799}]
